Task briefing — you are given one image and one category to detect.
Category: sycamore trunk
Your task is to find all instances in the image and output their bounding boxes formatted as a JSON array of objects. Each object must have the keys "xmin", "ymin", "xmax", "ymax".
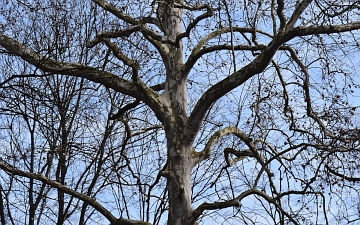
[
  {"xmin": 158, "ymin": 1, "xmax": 196, "ymax": 224},
  {"xmin": 166, "ymin": 136, "xmax": 194, "ymax": 225}
]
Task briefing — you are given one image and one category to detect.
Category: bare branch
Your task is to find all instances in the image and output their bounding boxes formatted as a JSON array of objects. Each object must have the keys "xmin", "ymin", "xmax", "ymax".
[
  {"xmin": 0, "ymin": 161, "xmax": 117, "ymax": 223},
  {"xmin": 0, "ymin": 34, "xmax": 170, "ymax": 124},
  {"xmin": 325, "ymin": 165, "xmax": 360, "ymax": 182},
  {"xmin": 186, "ymin": 44, "xmax": 266, "ymax": 68},
  {"xmin": 112, "ymin": 218, "xmax": 152, "ymax": 225},
  {"xmin": 149, "ymin": 82, "xmax": 165, "ymax": 91},
  {"xmin": 174, "ymin": 4, "xmax": 214, "ymax": 44},
  {"xmin": 185, "ymin": 21, "xmax": 360, "ymax": 143},
  {"xmin": 289, "ymin": 22, "xmax": 360, "ymax": 37},
  {"xmin": 192, "ymin": 127, "xmax": 254, "ymax": 165},
  {"xmin": 110, "ymin": 99, "xmax": 141, "ymax": 120},
  {"xmin": 184, "ymin": 27, "xmax": 272, "ymax": 74},
  {"xmin": 87, "ymin": 26, "xmax": 143, "ymax": 48},
  {"xmin": 173, "ymin": 3, "xmax": 212, "ymax": 11},
  {"xmin": 286, "ymin": 0, "xmax": 313, "ymax": 31},
  {"xmin": 314, "ymin": 1, "xmax": 360, "ymax": 18},
  {"xmin": 92, "ymin": 0, "xmax": 140, "ymax": 25},
  {"xmin": 185, "ymin": 33, "xmax": 288, "ymax": 143},
  {"xmin": 87, "ymin": 25, "xmax": 178, "ymax": 48},
  {"xmin": 191, "ymin": 188, "xmax": 299, "ymax": 225},
  {"xmin": 190, "ymin": 189, "xmax": 256, "ymax": 222},
  {"xmin": 0, "ymin": 34, "xmax": 138, "ymax": 97},
  {"xmin": 101, "ymin": 39, "xmax": 139, "ymax": 81},
  {"xmin": 224, "ymin": 148, "xmax": 255, "ymax": 166},
  {"xmin": 276, "ymin": 0, "xmax": 287, "ymax": 31},
  {"xmin": 91, "ymin": 1, "xmax": 180, "ymax": 48}
]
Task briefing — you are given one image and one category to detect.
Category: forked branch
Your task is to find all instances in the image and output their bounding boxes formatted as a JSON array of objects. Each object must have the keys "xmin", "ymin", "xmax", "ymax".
[{"xmin": 185, "ymin": 21, "xmax": 360, "ymax": 144}]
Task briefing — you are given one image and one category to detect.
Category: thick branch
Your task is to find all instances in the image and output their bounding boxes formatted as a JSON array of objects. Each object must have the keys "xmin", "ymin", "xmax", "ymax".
[
  {"xmin": 173, "ymin": 2, "xmax": 211, "ymax": 11},
  {"xmin": 91, "ymin": 3, "xmax": 158, "ymax": 28},
  {"xmin": 191, "ymin": 188, "xmax": 301, "ymax": 225},
  {"xmin": 186, "ymin": 44, "xmax": 266, "ymax": 71},
  {"xmin": 0, "ymin": 34, "xmax": 170, "ymax": 125},
  {"xmin": 289, "ymin": 22, "xmax": 360, "ymax": 36},
  {"xmin": 101, "ymin": 39, "xmax": 139, "ymax": 81},
  {"xmin": 110, "ymin": 99, "xmax": 141, "ymax": 120},
  {"xmin": 286, "ymin": 0, "xmax": 313, "ymax": 31},
  {"xmin": 0, "ymin": 34, "xmax": 138, "ymax": 97},
  {"xmin": 276, "ymin": 0, "xmax": 286, "ymax": 31},
  {"xmin": 149, "ymin": 82, "xmax": 165, "ymax": 91},
  {"xmin": 112, "ymin": 218, "xmax": 152, "ymax": 225},
  {"xmin": 91, "ymin": 1, "xmax": 179, "ymax": 47},
  {"xmin": 0, "ymin": 162, "xmax": 154, "ymax": 224}
]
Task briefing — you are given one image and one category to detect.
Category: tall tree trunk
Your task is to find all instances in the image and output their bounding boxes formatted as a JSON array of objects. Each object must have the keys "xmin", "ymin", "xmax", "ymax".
[
  {"xmin": 166, "ymin": 133, "xmax": 194, "ymax": 225},
  {"xmin": 158, "ymin": 1, "xmax": 195, "ymax": 224}
]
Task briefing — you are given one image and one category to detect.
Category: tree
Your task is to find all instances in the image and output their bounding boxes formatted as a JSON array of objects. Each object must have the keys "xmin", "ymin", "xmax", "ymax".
[{"xmin": 1, "ymin": 0, "xmax": 360, "ymax": 224}]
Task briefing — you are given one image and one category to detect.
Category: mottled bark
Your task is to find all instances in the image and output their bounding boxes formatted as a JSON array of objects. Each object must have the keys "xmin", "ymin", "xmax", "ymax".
[{"xmin": 153, "ymin": 1, "xmax": 198, "ymax": 224}]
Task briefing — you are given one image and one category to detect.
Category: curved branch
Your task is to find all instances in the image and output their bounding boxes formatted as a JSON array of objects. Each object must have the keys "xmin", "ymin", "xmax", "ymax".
[
  {"xmin": 186, "ymin": 44, "xmax": 266, "ymax": 68},
  {"xmin": 110, "ymin": 99, "xmax": 141, "ymax": 120},
  {"xmin": 192, "ymin": 126, "xmax": 254, "ymax": 165},
  {"xmin": 184, "ymin": 27, "xmax": 272, "ymax": 73},
  {"xmin": 174, "ymin": 4, "xmax": 214, "ymax": 44},
  {"xmin": 325, "ymin": 165, "xmax": 360, "ymax": 182},
  {"xmin": 224, "ymin": 147, "xmax": 255, "ymax": 166},
  {"xmin": 0, "ymin": 34, "xmax": 139, "ymax": 97},
  {"xmin": 87, "ymin": 24, "xmax": 178, "ymax": 48},
  {"xmin": 191, "ymin": 187, "xmax": 304, "ymax": 225},
  {"xmin": 0, "ymin": 161, "xmax": 117, "ymax": 223},
  {"xmin": 271, "ymin": 59, "xmax": 290, "ymax": 114},
  {"xmin": 92, "ymin": 0, "xmax": 140, "ymax": 25},
  {"xmin": 91, "ymin": 1, "xmax": 179, "ymax": 48},
  {"xmin": 189, "ymin": 189, "xmax": 255, "ymax": 223},
  {"xmin": 283, "ymin": 45, "xmax": 356, "ymax": 143},
  {"xmin": 149, "ymin": 82, "xmax": 165, "ymax": 91},
  {"xmin": 101, "ymin": 39, "xmax": 139, "ymax": 81},
  {"xmin": 191, "ymin": 188, "xmax": 299, "ymax": 225},
  {"xmin": 112, "ymin": 218, "xmax": 152, "ymax": 225}
]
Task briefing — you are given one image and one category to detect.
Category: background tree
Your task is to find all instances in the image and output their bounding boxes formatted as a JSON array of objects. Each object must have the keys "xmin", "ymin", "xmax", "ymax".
[{"xmin": 1, "ymin": 0, "xmax": 360, "ymax": 224}]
